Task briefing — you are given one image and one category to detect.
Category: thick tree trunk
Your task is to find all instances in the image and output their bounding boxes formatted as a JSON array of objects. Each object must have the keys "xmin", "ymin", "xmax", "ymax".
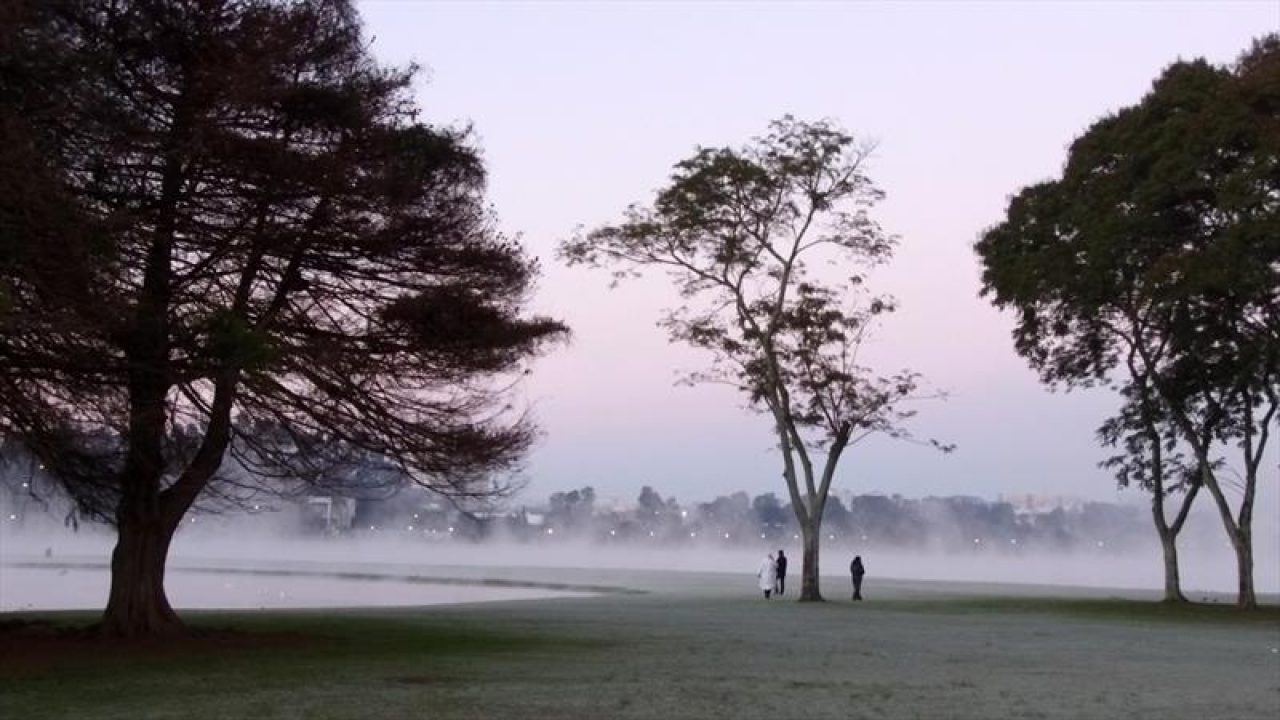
[
  {"xmin": 101, "ymin": 509, "xmax": 183, "ymax": 638},
  {"xmin": 1198, "ymin": 465, "xmax": 1258, "ymax": 610},
  {"xmin": 99, "ymin": 82, "xmax": 186, "ymax": 639},
  {"xmin": 1148, "ymin": 474, "xmax": 1188, "ymax": 604},
  {"xmin": 1156, "ymin": 528, "xmax": 1186, "ymax": 603},
  {"xmin": 1231, "ymin": 529, "xmax": 1256, "ymax": 610},
  {"xmin": 798, "ymin": 522, "xmax": 823, "ymax": 601}
]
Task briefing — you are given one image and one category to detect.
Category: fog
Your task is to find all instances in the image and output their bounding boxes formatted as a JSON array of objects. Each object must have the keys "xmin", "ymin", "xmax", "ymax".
[
  {"xmin": 2, "ymin": 498, "xmax": 1275, "ymax": 612},
  {"xmin": 0, "ymin": 566, "xmax": 590, "ymax": 612}
]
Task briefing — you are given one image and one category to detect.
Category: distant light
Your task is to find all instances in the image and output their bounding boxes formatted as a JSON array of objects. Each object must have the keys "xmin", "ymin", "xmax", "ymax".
[
  {"xmin": 609, "ymin": 530, "xmax": 616, "ymax": 536},
  {"xmin": 190, "ymin": 517, "xmax": 196, "ymax": 523},
  {"xmin": 21, "ymin": 482, "xmax": 29, "ymax": 489},
  {"xmin": 407, "ymin": 525, "xmax": 414, "ymax": 531},
  {"xmin": 370, "ymin": 525, "xmax": 376, "ymax": 530},
  {"xmin": 7, "ymin": 514, "xmax": 15, "ymax": 521},
  {"xmin": 973, "ymin": 537, "xmax": 981, "ymax": 544},
  {"xmin": 447, "ymin": 527, "xmax": 454, "ymax": 533},
  {"xmin": 723, "ymin": 533, "xmax": 730, "ymax": 539},
  {"xmin": 413, "ymin": 514, "xmax": 420, "ymax": 519},
  {"xmin": 252, "ymin": 505, "xmax": 259, "ymax": 511},
  {"xmin": 690, "ymin": 532, "xmax": 697, "ymax": 538},
  {"xmin": 1010, "ymin": 538, "xmax": 1018, "ymax": 545},
  {"xmin": 793, "ymin": 534, "xmax": 800, "ymax": 540},
  {"xmin": 828, "ymin": 534, "xmax": 835, "ymax": 540},
  {"xmin": 680, "ymin": 510, "xmax": 687, "ymax": 518},
  {"xmin": 648, "ymin": 531, "xmax": 655, "ymax": 537},
  {"xmin": 760, "ymin": 534, "xmax": 766, "ymax": 539},
  {"xmin": 547, "ymin": 528, "xmax": 554, "ymax": 535},
  {"xmin": 1097, "ymin": 540, "xmax": 1105, "ymax": 547}
]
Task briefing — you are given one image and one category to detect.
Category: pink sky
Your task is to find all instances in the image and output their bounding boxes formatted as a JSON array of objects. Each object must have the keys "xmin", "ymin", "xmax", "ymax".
[{"xmin": 359, "ymin": 0, "xmax": 1278, "ymax": 506}]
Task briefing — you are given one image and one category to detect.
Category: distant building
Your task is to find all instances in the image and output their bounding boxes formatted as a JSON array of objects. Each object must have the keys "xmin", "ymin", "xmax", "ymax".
[
  {"xmin": 300, "ymin": 496, "xmax": 356, "ymax": 534},
  {"xmin": 1000, "ymin": 493, "xmax": 1086, "ymax": 517}
]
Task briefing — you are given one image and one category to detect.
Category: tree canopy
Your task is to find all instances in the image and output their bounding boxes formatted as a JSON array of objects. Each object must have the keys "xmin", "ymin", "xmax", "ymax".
[
  {"xmin": 561, "ymin": 117, "xmax": 940, "ymax": 600},
  {"xmin": 976, "ymin": 35, "xmax": 1279, "ymax": 608},
  {"xmin": 0, "ymin": 0, "xmax": 564, "ymax": 636}
]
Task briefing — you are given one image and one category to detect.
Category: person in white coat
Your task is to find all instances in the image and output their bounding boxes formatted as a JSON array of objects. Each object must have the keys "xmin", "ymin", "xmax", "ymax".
[{"xmin": 757, "ymin": 553, "xmax": 777, "ymax": 599}]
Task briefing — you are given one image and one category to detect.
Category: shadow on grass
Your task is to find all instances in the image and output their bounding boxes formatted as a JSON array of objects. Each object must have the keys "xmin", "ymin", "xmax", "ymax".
[
  {"xmin": 0, "ymin": 611, "xmax": 613, "ymax": 719},
  {"xmin": 872, "ymin": 596, "xmax": 1280, "ymax": 626},
  {"xmin": 0, "ymin": 609, "xmax": 606, "ymax": 678}
]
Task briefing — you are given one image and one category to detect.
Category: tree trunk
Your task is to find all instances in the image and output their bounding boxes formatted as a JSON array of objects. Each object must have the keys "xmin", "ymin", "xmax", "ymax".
[
  {"xmin": 1196, "ymin": 464, "xmax": 1257, "ymax": 610},
  {"xmin": 798, "ymin": 522, "xmax": 823, "ymax": 601},
  {"xmin": 101, "ymin": 508, "xmax": 184, "ymax": 638},
  {"xmin": 1231, "ymin": 529, "xmax": 1256, "ymax": 610},
  {"xmin": 1148, "ymin": 472, "xmax": 1188, "ymax": 604},
  {"xmin": 1155, "ymin": 527, "xmax": 1186, "ymax": 603}
]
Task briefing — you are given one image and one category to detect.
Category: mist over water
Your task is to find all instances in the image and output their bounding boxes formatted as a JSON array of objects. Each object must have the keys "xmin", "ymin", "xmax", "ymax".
[
  {"xmin": 0, "ymin": 565, "xmax": 589, "ymax": 612},
  {"xmin": 2, "ymin": 496, "xmax": 1274, "ymax": 611}
]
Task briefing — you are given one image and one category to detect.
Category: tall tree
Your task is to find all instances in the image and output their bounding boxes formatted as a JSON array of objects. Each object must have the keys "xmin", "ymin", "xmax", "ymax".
[
  {"xmin": 976, "ymin": 36, "xmax": 1279, "ymax": 608},
  {"xmin": 561, "ymin": 117, "xmax": 941, "ymax": 600},
  {"xmin": 0, "ymin": 0, "xmax": 564, "ymax": 637}
]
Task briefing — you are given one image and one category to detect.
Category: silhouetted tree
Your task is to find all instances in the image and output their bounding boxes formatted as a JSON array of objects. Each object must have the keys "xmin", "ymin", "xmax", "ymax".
[
  {"xmin": 637, "ymin": 485, "xmax": 665, "ymax": 517},
  {"xmin": 0, "ymin": 0, "xmax": 565, "ymax": 636},
  {"xmin": 634, "ymin": 484, "xmax": 685, "ymax": 540},
  {"xmin": 976, "ymin": 36, "xmax": 1279, "ymax": 608},
  {"xmin": 849, "ymin": 494, "xmax": 907, "ymax": 546},
  {"xmin": 561, "ymin": 117, "xmax": 945, "ymax": 600},
  {"xmin": 548, "ymin": 486, "xmax": 596, "ymax": 532},
  {"xmin": 820, "ymin": 495, "xmax": 851, "ymax": 536},
  {"xmin": 752, "ymin": 492, "xmax": 789, "ymax": 530},
  {"xmin": 696, "ymin": 491, "xmax": 752, "ymax": 540}
]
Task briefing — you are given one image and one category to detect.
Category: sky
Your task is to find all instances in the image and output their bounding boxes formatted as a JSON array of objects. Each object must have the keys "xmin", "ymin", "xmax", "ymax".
[{"xmin": 358, "ymin": 0, "xmax": 1278, "ymax": 507}]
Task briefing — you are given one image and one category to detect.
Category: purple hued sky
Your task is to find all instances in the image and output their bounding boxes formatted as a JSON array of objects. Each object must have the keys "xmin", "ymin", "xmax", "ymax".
[{"xmin": 359, "ymin": 1, "xmax": 1278, "ymax": 506}]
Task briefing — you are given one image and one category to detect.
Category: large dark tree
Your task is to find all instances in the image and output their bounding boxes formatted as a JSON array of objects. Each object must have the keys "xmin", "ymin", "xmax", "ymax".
[
  {"xmin": 561, "ymin": 117, "xmax": 943, "ymax": 601},
  {"xmin": 976, "ymin": 36, "xmax": 1279, "ymax": 608},
  {"xmin": 0, "ymin": 0, "xmax": 564, "ymax": 636}
]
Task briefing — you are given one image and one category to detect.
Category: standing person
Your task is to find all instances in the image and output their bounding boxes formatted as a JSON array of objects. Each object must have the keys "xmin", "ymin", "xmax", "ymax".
[
  {"xmin": 774, "ymin": 550, "xmax": 788, "ymax": 596},
  {"xmin": 850, "ymin": 555, "xmax": 866, "ymax": 601},
  {"xmin": 757, "ymin": 553, "xmax": 777, "ymax": 599}
]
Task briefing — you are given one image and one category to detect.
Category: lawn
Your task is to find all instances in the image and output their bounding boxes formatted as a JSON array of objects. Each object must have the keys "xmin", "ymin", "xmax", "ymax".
[{"xmin": 2, "ymin": 570, "xmax": 1277, "ymax": 720}]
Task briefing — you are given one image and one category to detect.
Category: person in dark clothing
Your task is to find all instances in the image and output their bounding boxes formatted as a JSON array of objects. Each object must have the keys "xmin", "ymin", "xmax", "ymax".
[
  {"xmin": 774, "ymin": 550, "xmax": 788, "ymax": 595},
  {"xmin": 850, "ymin": 555, "xmax": 865, "ymax": 601}
]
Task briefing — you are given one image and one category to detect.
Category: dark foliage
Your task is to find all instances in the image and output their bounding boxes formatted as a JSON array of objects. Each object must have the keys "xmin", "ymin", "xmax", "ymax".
[
  {"xmin": 976, "ymin": 36, "xmax": 1279, "ymax": 608},
  {"xmin": 0, "ymin": 0, "xmax": 565, "ymax": 635},
  {"xmin": 561, "ymin": 117, "xmax": 945, "ymax": 600}
]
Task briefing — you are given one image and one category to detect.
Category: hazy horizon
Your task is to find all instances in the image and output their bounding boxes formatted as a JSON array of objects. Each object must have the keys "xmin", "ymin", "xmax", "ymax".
[{"xmin": 4, "ymin": 493, "xmax": 1276, "ymax": 604}]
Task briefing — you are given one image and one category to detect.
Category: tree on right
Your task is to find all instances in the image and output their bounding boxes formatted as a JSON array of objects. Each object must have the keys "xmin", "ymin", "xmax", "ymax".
[{"xmin": 976, "ymin": 35, "xmax": 1279, "ymax": 609}]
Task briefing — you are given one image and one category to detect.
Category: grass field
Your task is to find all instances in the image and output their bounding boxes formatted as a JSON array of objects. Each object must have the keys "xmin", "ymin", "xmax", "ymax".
[{"xmin": 2, "ymin": 568, "xmax": 1278, "ymax": 720}]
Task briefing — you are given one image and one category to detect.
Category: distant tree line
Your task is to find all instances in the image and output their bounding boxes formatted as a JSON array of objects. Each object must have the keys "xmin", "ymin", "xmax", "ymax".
[
  {"xmin": 2, "ymin": 451, "xmax": 1148, "ymax": 555},
  {"xmin": 283, "ymin": 483, "xmax": 1149, "ymax": 554},
  {"xmin": 512, "ymin": 486, "xmax": 1147, "ymax": 553}
]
